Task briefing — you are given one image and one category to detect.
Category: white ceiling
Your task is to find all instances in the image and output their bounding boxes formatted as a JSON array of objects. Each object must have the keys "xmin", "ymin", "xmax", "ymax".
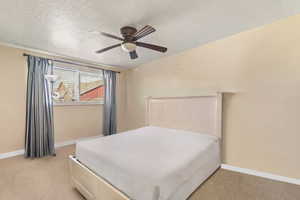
[{"xmin": 0, "ymin": 0, "xmax": 300, "ymax": 68}]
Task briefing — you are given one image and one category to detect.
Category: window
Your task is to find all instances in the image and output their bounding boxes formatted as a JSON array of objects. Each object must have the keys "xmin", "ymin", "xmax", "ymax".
[{"xmin": 52, "ymin": 66, "xmax": 104, "ymax": 105}]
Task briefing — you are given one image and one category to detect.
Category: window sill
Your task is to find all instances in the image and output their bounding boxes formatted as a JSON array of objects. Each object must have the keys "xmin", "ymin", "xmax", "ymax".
[{"xmin": 53, "ymin": 101, "xmax": 104, "ymax": 106}]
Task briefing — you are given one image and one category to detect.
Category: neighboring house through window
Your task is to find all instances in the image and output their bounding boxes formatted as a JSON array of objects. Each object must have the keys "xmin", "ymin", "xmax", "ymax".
[{"xmin": 52, "ymin": 66, "xmax": 104, "ymax": 105}]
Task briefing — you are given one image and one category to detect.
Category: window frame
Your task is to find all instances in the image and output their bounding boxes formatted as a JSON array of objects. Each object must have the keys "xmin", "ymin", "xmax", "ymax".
[{"xmin": 52, "ymin": 66, "xmax": 104, "ymax": 106}]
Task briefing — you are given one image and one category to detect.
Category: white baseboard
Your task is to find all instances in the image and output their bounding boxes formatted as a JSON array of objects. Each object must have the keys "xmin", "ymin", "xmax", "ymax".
[
  {"xmin": 221, "ymin": 164, "xmax": 300, "ymax": 186},
  {"xmin": 0, "ymin": 149, "xmax": 25, "ymax": 159},
  {"xmin": 0, "ymin": 135, "xmax": 102, "ymax": 160}
]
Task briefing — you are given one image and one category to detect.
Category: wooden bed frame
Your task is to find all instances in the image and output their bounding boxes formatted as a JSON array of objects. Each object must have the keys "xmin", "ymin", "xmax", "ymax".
[{"xmin": 69, "ymin": 93, "xmax": 223, "ymax": 200}]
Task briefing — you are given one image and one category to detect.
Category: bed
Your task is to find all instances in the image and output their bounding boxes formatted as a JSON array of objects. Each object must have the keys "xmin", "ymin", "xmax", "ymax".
[{"xmin": 69, "ymin": 94, "xmax": 223, "ymax": 200}]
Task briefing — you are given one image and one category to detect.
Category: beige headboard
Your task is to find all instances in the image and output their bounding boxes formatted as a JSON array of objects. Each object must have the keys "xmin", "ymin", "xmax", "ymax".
[{"xmin": 146, "ymin": 93, "xmax": 223, "ymax": 138}]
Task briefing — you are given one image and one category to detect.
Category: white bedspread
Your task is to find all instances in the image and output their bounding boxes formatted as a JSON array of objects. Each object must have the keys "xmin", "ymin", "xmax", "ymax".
[{"xmin": 76, "ymin": 126, "xmax": 220, "ymax": 200}]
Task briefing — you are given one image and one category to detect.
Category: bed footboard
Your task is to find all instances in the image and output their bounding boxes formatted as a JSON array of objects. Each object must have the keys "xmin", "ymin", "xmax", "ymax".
[{"xmin": 68, "ymin": 155, "xmax": 130, "ymax": 200}]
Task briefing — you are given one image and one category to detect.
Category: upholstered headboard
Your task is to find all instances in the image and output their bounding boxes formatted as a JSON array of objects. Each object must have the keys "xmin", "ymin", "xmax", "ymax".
[{"xmin": 146, "ymin": 93, "xmax": 223, "ymax": 138}]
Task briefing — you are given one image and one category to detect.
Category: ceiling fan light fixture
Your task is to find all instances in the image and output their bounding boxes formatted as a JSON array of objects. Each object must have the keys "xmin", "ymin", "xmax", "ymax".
[{"xmin": 121, "ymin": 42, "xmax": 136, "ymax": 52}]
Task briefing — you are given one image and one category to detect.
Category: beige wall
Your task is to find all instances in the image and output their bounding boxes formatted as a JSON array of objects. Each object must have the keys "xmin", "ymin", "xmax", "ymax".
[
  {"xmin": 53, "ymin": 105, "xmax": 102, "ymax": 143},
  {"xmin": 0, "ymin": 45, "xmax": 27, "ymax": 153},
  {"xmin": 0, "ymin": 44, "xmax": 126, "ymax": 154},
  {"xmin": 125, "ymin": 15, "xmax": 300, "ymax": 179}
]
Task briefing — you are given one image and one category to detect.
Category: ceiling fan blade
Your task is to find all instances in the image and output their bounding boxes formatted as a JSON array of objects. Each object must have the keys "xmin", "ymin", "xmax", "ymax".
[
  {"xmin": 136, "ymin": 42, "xmax": 167, "ymax": 53},
  {"xmin": 95, "ymin": 43, "xmax": 121, "ymax": 53},
  {"xmin": 133, "ymin": 25, "xmax": 156, "ymax": 40},
  {"xmin": 101, "ymin": 32, "xmax": 124, "ymax": 41},
  {"xmin": 134, "ymin": 25, "xmax": 153, "ymax": 35},
  {"xmin": 129, "ymin": 50, "xmax": 138, "ymax": 59}
]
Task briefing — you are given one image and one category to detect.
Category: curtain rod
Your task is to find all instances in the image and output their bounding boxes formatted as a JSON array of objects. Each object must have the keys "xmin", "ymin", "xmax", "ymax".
[{"xmin": 22, "ymin": 53, "xmax": 121, "ymax": 73}]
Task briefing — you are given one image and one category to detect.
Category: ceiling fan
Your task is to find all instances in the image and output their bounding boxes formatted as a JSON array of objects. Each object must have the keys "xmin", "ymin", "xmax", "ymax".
[{"xmin": 95, "ymin": 25, "xmax": 167, "ymax": 59}]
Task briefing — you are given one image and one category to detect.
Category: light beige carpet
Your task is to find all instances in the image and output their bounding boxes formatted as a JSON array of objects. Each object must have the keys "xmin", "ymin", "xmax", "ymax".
[{"xmin": 0, "ymin": 145, "xmax": 299, "ymax": 200}]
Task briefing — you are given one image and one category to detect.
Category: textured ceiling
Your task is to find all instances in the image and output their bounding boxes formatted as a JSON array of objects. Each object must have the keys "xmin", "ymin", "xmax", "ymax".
[{"xmin": 0, "ymin": 0, "xmax": 300, "ymax": 68}]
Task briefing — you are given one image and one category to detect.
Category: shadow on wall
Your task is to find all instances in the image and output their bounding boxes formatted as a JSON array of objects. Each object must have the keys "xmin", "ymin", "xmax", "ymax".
[{"xmin": 221, "ymin": 92, "xmax": 236, "ymax": 163}]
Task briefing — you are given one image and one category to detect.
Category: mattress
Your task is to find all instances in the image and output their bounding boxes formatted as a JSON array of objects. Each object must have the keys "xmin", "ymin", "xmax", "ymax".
[{"xmin": 76, "ymin": 126, "xmax": 220, "ymax": 200}]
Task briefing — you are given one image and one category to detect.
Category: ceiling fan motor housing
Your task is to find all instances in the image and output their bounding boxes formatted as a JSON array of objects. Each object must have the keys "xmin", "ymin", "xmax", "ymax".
[
  {"xmin": 120, "ymin": 26, "xmax": 137, "ymax": 41},
  {"xmin": 120, "ymin": 26, "xmax": 138, "ymax": 52}
]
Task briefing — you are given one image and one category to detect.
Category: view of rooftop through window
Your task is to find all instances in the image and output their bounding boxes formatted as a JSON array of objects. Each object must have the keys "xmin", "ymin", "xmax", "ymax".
[{"xmin": 80, "ymin": 72, "xmax": 104, "ymax": 102}]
